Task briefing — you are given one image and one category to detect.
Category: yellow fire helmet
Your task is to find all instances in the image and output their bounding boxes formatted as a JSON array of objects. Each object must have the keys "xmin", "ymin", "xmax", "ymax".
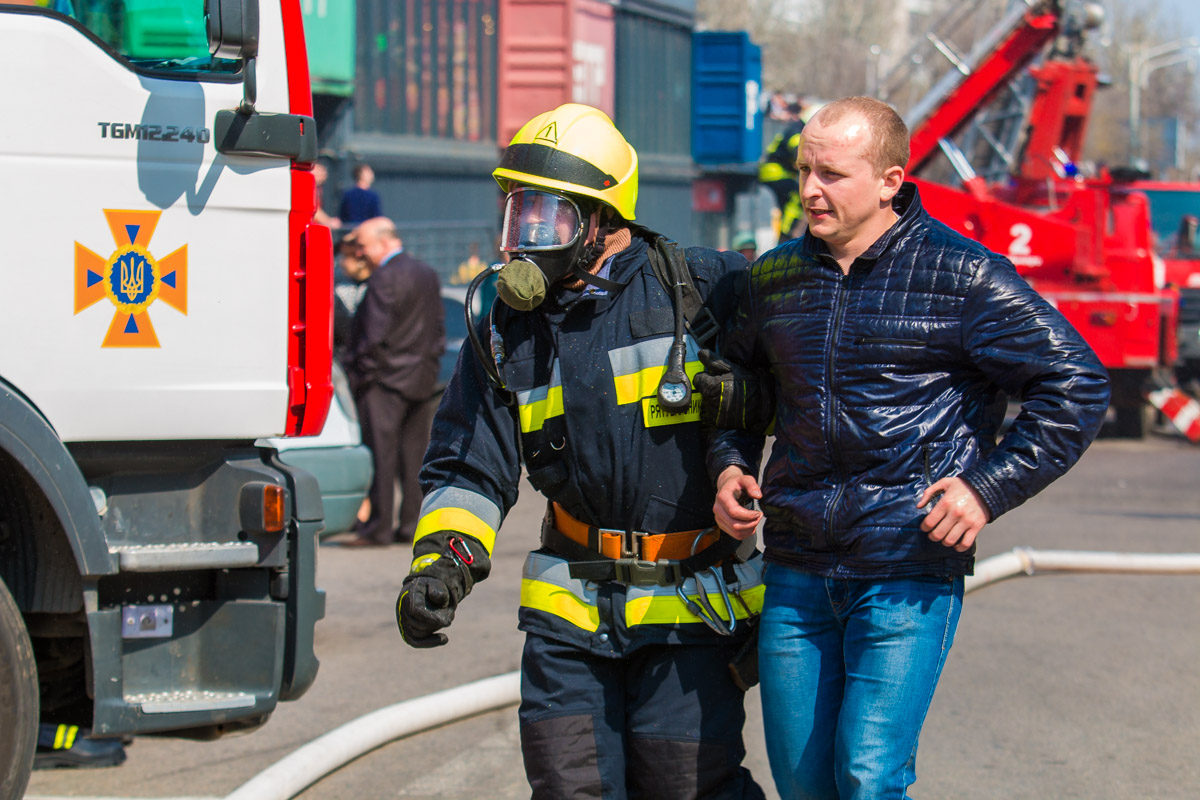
[{"xmin": 493, "ymin": 103, "xmax": 639, "ymax": 222}]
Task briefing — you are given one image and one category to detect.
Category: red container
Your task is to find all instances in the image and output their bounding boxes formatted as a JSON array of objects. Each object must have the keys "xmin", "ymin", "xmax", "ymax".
[{"xmin": 498, "ymin": 0, "xmax": 615, "ymax": 144}]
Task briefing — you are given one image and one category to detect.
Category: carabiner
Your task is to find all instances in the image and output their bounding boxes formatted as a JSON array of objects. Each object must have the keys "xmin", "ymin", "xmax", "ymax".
[
  {"xmin": 675, "ymin": 568, "xmax": 737, "ymax": 637},
  {"xmin": 448, "ymin": 536, "xmax": 475, "ymax": 565}
]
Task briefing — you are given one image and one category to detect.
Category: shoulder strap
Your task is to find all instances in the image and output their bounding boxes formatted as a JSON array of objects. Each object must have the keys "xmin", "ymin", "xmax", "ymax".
[{"xmin": 639, "ymin": 229, "xmax": 721, "ymax": 350}]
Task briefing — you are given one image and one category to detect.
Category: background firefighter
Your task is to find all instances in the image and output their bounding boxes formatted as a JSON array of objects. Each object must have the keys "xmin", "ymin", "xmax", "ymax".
[{"xmin": 395, "ymin": 103, "xmax": 767, "ymax": 799}]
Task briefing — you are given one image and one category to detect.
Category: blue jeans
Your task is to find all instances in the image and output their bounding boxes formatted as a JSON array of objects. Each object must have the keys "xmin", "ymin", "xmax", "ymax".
[{"xmin": 758, "ymin": 564, "xmax": 963, "ymax": 800}]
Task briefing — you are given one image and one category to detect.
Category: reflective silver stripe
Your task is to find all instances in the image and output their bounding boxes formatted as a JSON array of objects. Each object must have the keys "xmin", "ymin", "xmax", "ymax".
[
  {"xmin": 522, "ymin": 551, "xmax": 599, "ymax": 605},
  {"xmin": 623, "ymin": 558, "xmax": 765, "ymax": 603},
  {"xmin": 608, "ymin": 337, "xmax": 673, "ymax": 377},
  {"xmin": 419, "ymin": 486, "xmax": 503, "ymax": 533},
  {"xmin": 609, "ymin": 337, "xmax": 702, "ymax": 405},
  {"xmin": 515, "ymin": 359, "xmax": 562, "ymax": 406}
]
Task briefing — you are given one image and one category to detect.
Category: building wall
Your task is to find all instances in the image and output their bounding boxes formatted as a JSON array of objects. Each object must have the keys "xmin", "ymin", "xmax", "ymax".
[
  {"xmin": 614, "ymin": 2, "xmax": 697, "ymax": 242},
  {"xmin": 309, "ymin": 0, "xmax": 702, "ymax": 281}
]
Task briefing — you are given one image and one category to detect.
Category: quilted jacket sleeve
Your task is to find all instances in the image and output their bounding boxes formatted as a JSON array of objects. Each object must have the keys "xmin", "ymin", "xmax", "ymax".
[
  {"xmin": 702, "ymin": 257, "xmax": 772, "ymax": 485},
  {"xmin": 956, "ymin": 256, "xmax": 1111, "ymax": 519}
]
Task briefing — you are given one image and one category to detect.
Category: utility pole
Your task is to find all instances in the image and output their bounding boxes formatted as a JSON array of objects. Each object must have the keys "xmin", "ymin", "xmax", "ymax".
[{"xmin": 1128, "ymin": 38, "xmax": 1200, "ymax": 166}]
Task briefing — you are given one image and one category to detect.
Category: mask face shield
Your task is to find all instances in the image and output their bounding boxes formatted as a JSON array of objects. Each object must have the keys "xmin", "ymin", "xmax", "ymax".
[{"xmin": 500, "ymin": 189, "xmax": 585, "ymax": 254}]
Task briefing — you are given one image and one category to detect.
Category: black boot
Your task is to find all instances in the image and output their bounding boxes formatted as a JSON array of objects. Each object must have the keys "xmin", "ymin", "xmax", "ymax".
[{"xmin": 33, "ymin": 723, "xmax": 127, "ymax": 769}]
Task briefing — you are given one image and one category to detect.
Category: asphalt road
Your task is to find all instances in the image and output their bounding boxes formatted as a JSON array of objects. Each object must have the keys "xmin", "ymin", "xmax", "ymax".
[{"xmin": 25, "ymin": 433, "xmax": 1200, "ymax": 800}]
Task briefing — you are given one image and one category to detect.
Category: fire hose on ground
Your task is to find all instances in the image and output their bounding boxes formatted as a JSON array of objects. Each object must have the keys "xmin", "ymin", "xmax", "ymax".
[{"xmin": 218, "ymin": 547, "xmax": 1200, "ymax": 800}]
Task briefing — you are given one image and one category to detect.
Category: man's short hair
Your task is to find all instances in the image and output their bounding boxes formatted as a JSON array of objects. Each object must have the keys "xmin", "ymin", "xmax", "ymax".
[
  {"xmin": 811, "ymin": 96, "xmax": 909, "ymax": 176},
  {"xmin": 352, "ymin": 163, "xmax": 372, "ymax": 181}
]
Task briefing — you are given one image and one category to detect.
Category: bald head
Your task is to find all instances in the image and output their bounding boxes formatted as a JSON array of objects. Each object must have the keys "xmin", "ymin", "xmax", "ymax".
[
  {"xmin": 809, "ymin": 96, "xmax": 909, "ymax": 176},
  {"xmin": 354, "ymin": 217, "xmax": 401, "ymax": 268}
]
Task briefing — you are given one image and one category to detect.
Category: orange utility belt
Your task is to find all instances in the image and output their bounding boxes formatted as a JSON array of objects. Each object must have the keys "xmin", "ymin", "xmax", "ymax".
[
  {"xmin": 541, "ymin": 503, "xmax": 740, "ymax": 587},
  {"xmin": 548, "ymin": 502, "xmax": 718, "ymax": 561}
]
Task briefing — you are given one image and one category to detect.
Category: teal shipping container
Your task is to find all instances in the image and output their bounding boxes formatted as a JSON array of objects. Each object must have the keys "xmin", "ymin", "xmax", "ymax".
[{"xmin": 692, "ymin": 31, "xmax": 762, "ymax": 165}]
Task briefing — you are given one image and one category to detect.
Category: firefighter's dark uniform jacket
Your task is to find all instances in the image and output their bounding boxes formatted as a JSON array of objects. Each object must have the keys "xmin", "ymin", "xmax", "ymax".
[
  {"xmin": 417, "ymin": 234, "xmax": 763, "ymax": 655},
  {"xmin": 758, "ymin": 119, "xmax": 805, "ymax": 187}
]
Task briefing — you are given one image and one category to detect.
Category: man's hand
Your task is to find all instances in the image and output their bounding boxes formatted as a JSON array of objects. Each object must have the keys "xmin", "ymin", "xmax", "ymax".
[
  {"xmin": 693, "ymin": 350, "xmax": 775, "ymax": 434},
  {"xmin": 918, "ymin": 477, "xmax": 989, "ymax": 552},
  {"xmin": 713, "ymin": 466, "xmax": 763, "ymax": 540}
]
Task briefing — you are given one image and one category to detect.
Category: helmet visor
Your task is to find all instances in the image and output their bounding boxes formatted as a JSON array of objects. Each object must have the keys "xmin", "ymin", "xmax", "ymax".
[{"xmin": 500, "ymin": 189, "xmax": 584, "ymax": 252}]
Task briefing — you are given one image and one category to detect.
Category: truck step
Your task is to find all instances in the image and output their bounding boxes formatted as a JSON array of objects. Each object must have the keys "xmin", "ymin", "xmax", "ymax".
[
  {"xmin": 110, "ymin": 542, "xmax": 259, "ymax": 572},
  {"xmin": 124, "ymin": 689, "xmax": 258, "ymax": 714}
]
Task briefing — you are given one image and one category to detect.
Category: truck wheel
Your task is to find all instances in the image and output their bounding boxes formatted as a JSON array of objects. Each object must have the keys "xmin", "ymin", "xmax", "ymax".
[{"xmin": 0, "ymin": 579, "xmax": 38, "ymax": 800}]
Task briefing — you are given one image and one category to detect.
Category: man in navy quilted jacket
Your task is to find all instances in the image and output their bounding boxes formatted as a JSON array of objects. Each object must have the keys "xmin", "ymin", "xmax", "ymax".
[{"xmin": 703, "ymin": 96, "xmax": 1111, "ymax": 800}]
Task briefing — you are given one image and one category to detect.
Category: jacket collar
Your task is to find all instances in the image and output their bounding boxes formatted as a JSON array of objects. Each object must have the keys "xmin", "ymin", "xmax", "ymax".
[
  {"xmin": 858, "ymin": 181, "xmax": 922, "ymax": 262},
  {"xmin": 797, "ymin": 181, "xmax": 924, "ymax": 265}
]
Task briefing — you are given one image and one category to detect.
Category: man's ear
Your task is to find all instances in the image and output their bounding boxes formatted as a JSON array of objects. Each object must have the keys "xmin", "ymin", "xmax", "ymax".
[{"xmin": 880, "ymin": 165, "xmax": 905, "ymax": 202}]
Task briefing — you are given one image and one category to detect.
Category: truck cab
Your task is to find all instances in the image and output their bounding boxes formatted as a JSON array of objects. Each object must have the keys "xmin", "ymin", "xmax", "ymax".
[
  {"xmin": 1122, "ymin": 181, "xmax": 1200, "ymax": 385},
  {"xmin": 0, "ymin": 0, "xmax": 332, "ymax": 793}
]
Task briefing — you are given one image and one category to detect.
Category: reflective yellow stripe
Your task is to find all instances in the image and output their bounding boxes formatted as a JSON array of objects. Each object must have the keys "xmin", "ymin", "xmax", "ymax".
[
  {"xmin": 521, "ymin": 578, "xmax": 601, "ymax": 632},
  {"xmin": 614, "ymin": 359, "xmax": 704, "ymax": 406},
  {"xmin": 781, "ymin": 194, "xmax": 805, "ymax": 231},
  {"xmin": 759, "ymin": 162, "xmax": 792, "ymax": 183},
  {"xmin": 414, "ymin": 508, "xmax": 498, "ymax": 554},
  {"xmin": 519, "ymin": 385, "xmax": 565, "ymax": 432},
  {"xmin": 626, "ymin": 584, "xmax": 765, "ymax": 627},
  {"xmin": 54, "ymin": 724, "xmax": 79, "ymax": 750}
]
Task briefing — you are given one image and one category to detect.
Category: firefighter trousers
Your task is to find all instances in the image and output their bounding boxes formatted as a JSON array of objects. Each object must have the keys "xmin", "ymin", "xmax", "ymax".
[{"xmin": 518, "ymin": 631, "xmax": 766, "ymax": 800}]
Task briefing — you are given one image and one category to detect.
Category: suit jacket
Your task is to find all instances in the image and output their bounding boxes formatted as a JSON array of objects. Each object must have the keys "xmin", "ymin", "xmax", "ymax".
[{"xmin": 348, "ymin": 250, "xmax": 445, "ymax": 401}]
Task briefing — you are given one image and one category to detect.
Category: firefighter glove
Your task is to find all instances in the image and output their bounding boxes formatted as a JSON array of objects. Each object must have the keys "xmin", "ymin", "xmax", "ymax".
[
  {"xmin": 396, "ymin": 532, "xmax": 491, "ymax": 649},
  {"xmin": 692, "ymin": 349, "xmax": 775, "ymax": 435}
]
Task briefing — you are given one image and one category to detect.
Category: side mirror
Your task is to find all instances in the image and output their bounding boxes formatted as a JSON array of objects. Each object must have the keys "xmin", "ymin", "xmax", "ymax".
[{"xmin": 205, "ymin": 0, "xmax": 259, "ymax": 61}]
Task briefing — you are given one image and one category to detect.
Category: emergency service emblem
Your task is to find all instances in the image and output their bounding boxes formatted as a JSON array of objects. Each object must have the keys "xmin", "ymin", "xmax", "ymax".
[{"xmin": 73, "ymin": 210, "xmax": 187, "ymax": 347}]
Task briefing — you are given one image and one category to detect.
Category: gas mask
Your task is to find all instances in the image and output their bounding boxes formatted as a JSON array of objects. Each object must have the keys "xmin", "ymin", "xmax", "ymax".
[{"xmin": 495, "ymin": 188, "xmax": 600, "ymax": 310}]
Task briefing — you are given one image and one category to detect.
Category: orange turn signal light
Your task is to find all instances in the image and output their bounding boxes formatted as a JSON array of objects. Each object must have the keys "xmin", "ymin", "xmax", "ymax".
[{"xmin": 263, "ymin": 484, "xmax": 286, "ymax": 533}]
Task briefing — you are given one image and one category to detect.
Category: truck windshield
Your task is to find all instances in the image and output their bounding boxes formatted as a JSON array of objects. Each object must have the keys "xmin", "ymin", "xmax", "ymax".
[
  {"xmin": 1140, "ymin": 188, "xmax": 1200, "ymax": 259},
  {"xmin": 10, "ymin": 0, "xmax": 240, "ymax": 75}
]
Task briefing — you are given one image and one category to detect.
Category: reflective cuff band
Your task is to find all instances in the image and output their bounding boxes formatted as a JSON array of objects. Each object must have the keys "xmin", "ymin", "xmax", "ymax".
[{"xmin": 414, "ymin": 508, "xmax": 498, "ymax": 555}]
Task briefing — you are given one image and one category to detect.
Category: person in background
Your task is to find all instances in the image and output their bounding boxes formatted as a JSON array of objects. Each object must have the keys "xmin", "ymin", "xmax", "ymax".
[
  {"xmin": 312, "ymin": 161, "xmax": 342, "ymax": 230},
  {"xmin": 34, "ymin": 724, "xmax": 125, "ymax": 770},
  {"xmin": 699, "ymin": 95, "xmax": 1111, "ymax": 799},
  {"xmin": 395, "ymin": 103, "xmax": 766, "ymax": 799},
  {"xmin": 333, "ymin": 230, "xmax": 370, "ymax": 365},
  {"xmin": 758, "ymin": 100, "xmax": 814, "ymax": 242},
  {"xmin": 338, "ymin": 163, "xmax": 383, "ymax": 226},
  {"xmin": 343, "ymin": 218, "xmax": 445, "ymax": 547},
  {"xmin": 731, "ymin": 231, "xmax": 758, "ymax": 262}
]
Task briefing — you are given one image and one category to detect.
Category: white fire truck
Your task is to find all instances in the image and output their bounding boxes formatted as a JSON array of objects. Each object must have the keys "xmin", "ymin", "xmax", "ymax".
[{"xmin": 0, "ymin": 0, "xmax": 333, "ymax": 794}]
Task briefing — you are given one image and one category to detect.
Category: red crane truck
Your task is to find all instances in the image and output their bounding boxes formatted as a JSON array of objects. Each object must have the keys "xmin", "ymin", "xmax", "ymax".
[{"xmin": 896, "ymin": 0, "xmax": 1181, "ymax": 437}]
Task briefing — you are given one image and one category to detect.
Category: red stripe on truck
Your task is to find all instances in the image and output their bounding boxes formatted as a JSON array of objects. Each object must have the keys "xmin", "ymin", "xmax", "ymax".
[{"xmin": 282, "ymin": 0, "xmax": 333, "ymax": 436}]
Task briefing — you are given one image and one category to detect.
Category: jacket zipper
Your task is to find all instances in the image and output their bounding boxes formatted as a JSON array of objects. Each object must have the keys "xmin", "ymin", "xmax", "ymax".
[
  {"xmin": 854, "ymin": 336, "xmax": 926, "ymax": 346},
  {"xmin": 823, "ymin": 269, "xmax": 851, "ymax": 550}
]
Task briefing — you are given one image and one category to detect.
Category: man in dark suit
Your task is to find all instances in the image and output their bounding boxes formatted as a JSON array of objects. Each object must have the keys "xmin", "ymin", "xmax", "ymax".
[{"xmin": 345, "ymin": 217, "xmax": 446, "ymax": 547}]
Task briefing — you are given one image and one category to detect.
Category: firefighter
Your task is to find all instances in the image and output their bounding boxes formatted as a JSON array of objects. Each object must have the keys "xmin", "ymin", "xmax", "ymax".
[
  {"xmin": 396, "ymin": 103, "xmax": 766, "ymax": 799},
  {"xmin": 758, "ymin": 101, "xmax": 812, "ymax": 242}
]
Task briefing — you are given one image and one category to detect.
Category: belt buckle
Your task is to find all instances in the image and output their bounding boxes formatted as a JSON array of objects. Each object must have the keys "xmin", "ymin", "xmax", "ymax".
[
  {"xmin": 632, "ymin": 530, "xmax": 651, "ymax": 560},
  {"xmin": 612, "ymin": 558, "xmax": 678, "ymax": 587}
]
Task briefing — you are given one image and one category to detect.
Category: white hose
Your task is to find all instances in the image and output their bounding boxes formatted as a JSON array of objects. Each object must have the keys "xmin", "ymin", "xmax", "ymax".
[
  {"xmin": 217, "ymin": 548, "xmax": 1200, "ymax": 800},
  {"xmin": 965, "ymin": 547, "xmax": 1200, "ymax": 593},
  {"xmin": 222, "ymin": 671, "xmax": 521, "ymax": 800}
]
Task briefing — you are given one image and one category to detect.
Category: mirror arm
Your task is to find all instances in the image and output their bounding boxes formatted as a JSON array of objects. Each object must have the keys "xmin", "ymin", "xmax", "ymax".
[{"xmin": 237, "ymin": 57, "xmax": 257, "ymax": 115}]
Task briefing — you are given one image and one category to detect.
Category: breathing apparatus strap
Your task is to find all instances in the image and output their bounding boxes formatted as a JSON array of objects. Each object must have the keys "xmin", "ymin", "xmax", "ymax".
[
  {"xmin": 570, "ymin": 265, "xmax": 625, "ymax": 292},
  {"xmin": 640, "ymin": 229, "xmax": 721, "ymax": 351}
]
